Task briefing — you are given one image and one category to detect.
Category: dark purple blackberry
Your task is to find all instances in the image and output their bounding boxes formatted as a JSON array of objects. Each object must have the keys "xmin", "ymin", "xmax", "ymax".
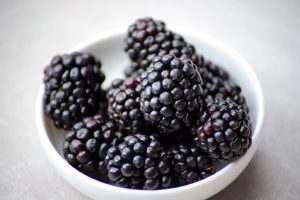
[
  {"xmin": 124, "ymin": 17, "xmax": 203, "ymax": 77},
  {"xmin": 124, "ymin": 62, "xmax": 143, "ymax": 78},
  {"xmin": 43, "ymin": 52, "xmax": 106, "ymax": 129},
  {"xmin": 106, "ymin": 134, "xmax": 173, "ymax": 189},
  {"xmin": 202, "ymin": 60, "xmax": 248, "ymax": 112},
  {"xmin": 107, "ymin": 76, "xmax": 144, "ymax": 132},
  {"xmin": 140, "ymin": 54, "xmax": 204, "ymax": 133},
  {"xmin": 96, "ymin": 120, "xmax": 126, "ymax": 177},
  {"xmin": 63, "ymin": 115, "xmax": 124, "ymax": 180},
  {"xmin": 169, "ymin": 143, "xmax": 215, "ymax": 186},
  {"xmin": 192, "ymin": 99, "xmax": 252, "ymax": 161},
  {"xmin": 96, "ymin": 91, "xmax": 109, "ymax": 116}
]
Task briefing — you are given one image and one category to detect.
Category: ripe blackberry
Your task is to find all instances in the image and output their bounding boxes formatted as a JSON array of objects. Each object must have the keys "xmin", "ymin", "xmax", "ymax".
[
  {"xmin": 96, "ymin": 90, "xmax": 109, "ymax": 116},
  {"xmin": 140, "ymin": 54, "xmax": 204, "ymax": 133},
  {"xmin": 124, "ymin": 17, "xmax": 203, "ymax": 77},
  {"xmin": 96, "ymin": 120, "xmax": 126, "ymax": 178},
  {"xmin": 124, "ymin": 62, "xmax": 143, "ymax": 78},
  {"xmin": 169, "ymin": 143, "xmax": 215, "ymax": 186},
  {"xmin": 192, "ymin": 99, "xmax": 252, "ymax": 161},
  {"xmin": 43, "ymin": 52, "xmax": 105, "ymax": 129},
  {"xmin": 106, "ymin": 134, "xmax": 173, "ymax": 189},
  {"xmin": 107, "ymin": 76, "xmax": 144, "ymax": 132},
  {"xmin": 202, "ymin": 60, "xmax": 248, "ymax": 111},
  {"xmin": 63, "ymin": 115, "xmax": 124, "ymax": 180}
]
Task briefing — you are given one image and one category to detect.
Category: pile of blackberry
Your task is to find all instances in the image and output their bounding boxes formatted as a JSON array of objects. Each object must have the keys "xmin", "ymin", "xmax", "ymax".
[{"xmin": 42, "ymin": 17, "xmax": 252, "ymax": 190}]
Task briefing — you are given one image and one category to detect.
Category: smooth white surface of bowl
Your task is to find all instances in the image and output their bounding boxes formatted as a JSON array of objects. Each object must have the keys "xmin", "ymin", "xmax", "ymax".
[{"xmin": 35, "ymin": 28, "xmax": 264, "ymax": 200}]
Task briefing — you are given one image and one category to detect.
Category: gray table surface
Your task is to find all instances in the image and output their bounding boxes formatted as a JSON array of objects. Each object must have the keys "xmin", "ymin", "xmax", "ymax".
[{"xmin": 1, "ymin": 0, "xmax": 300, "ymax": 199}]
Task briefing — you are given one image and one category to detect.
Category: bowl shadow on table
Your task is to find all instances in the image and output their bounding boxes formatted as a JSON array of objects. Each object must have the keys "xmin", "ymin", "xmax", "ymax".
[{"xmin": 208, "ymin": 153, "xmax": 263, "ymax": 200}]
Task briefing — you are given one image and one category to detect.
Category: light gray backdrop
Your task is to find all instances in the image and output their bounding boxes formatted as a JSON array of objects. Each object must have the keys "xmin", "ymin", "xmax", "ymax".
[{"xmin": 0, "ymin": 0, "xmax": 299, "ymax": 199}]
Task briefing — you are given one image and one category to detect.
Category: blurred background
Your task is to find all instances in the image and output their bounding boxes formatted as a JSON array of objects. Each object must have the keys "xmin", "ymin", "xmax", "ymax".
[{"xmin": 1, "ymin": 0, "xmax": 300, "ymax": 199}]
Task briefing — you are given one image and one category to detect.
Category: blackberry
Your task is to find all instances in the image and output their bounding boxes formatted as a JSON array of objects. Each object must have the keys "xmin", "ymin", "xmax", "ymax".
[
  {"xmin": 124, "ymin": 62, "xmax": 143, "ymax": 78},
  {"xmin": 192, "ymin": 99, "xmax": 252, "ymax": 161},
  {"xmin": 96, "ymin": 90, "xmax": 109, "ymax": 116},
  {"xmin": 107, "ymin": 76, "xmax": 144, "ymax": 132},
  {"xmin": 106, "ymin": 134, "xmax": 173, "ymax": 189},
  {"xmin": 124, "ymin": 17, "xmax": 203, "ymax": 77},
  {"xmin": 202, "ymin": 60, "xmax": 248, "ymax": 111},
  {"xmin": 96, "ymin": 120, "xmax": 125, "ymax": 177},
  {"xmin": 169, "ymin": 143, "xmax": 215, "ymax": 186},
  {"xmin": 63, "ymin": 115, "xmax": 124, "ymax": 180},
  {"xmin": 140, "ymin": 54, "xmax": 204, "ymax": 133},
  {"xmin": 43, "ymin": 52, "xmax": 105, "ymax": 129}
]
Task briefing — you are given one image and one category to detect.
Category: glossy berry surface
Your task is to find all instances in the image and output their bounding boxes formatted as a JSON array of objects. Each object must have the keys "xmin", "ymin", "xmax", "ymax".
[
  {"xmin": 193, "ymin": 99, "xmax": 252, "ymax": 161},
  {"xmin": 107, "ymin": 76, "xmax": 144, "ymax": 132},
  {"xmin": 105, "ymin": 134, "xmax": 173, "ymax": 189},
  {"xmin": 43, "ymin": 52, "xmax": 105, "ymax": 129},
  {"xmin": 201, "ymin": 60, "xmax": 248, "ymax": 112},
  {"xmin": 124, "ymin": 17, "xmax": 203, "ymax": 77},
  {"xmin": 169, "ymin": 143, "xmax": 215, "ymax": 186},
  {"xmin": 140, "ymin": 54, "xmax": 204, "ymax": 133},
  {"xmin": 63, "ymin": 115, "xmax": 124, "ymax": 180}
]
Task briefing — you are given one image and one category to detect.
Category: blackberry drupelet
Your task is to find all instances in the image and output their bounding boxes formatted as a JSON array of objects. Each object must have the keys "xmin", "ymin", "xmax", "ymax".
[
  {"xmin": 107, "ymin": 76, "xmax": 144, "ymax": 132},
  {"xmin": 63, "ymin": 115, "xmax": 124, "ymax": 180},
  {"xmin": 140, "ymin": 54, "xmax": 204, "ymax": 133},
  {"xmin": 169, "ymin": 143, "xmax": 215, "ymax": 186},
  {"xmin": 192, "ymin": 99, "xmax": 252, "ymax": 161},
  {"xmin": 124, "ymin": 17, "xmax": 203, "ymax": 77},
  {"xmin": 106, "ymin": 134, "xmax": 173, "ymax": 189},
  {"xmin": 43, "ymin": 52, "xmax": 106, "ymax": 129},
  {"xmin": 202, "ymin": 60, "xmax": 248, "ymax": 111}
]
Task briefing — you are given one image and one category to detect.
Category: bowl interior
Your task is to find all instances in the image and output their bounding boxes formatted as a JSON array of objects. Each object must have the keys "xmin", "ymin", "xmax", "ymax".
[{"xmin": 39, "ymin": 29, "xmax": 264, "ymax": 199}]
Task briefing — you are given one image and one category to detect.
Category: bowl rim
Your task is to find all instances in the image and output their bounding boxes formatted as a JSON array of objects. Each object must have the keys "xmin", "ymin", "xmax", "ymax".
[{"xmin": 36, "ymin": 27, "xmax": 264, "ymax": 196}]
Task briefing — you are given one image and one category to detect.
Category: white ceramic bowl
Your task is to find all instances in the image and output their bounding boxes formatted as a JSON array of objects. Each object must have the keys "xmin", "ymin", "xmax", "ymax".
[{"xmin": 35, "ymin": 28, "xmax": 264, "ymax": 200}]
